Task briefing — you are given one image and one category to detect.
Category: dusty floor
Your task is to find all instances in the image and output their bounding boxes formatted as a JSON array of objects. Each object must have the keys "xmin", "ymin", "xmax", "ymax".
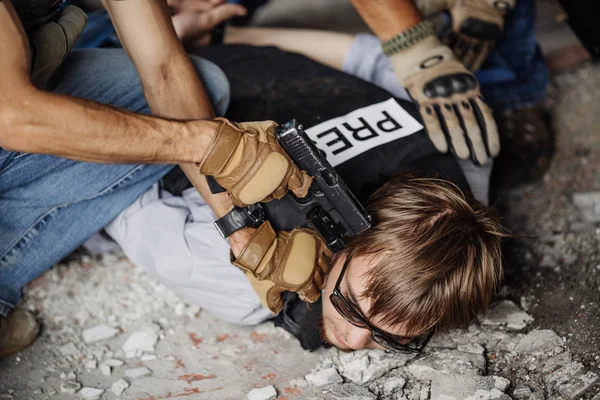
[{"xmin": 1, "ymin": 1, "xmax": 600, "ymax": 400}]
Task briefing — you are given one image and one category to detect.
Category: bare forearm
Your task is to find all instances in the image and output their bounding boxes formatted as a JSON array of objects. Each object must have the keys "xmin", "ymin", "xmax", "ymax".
[
  {"xmin": 225, "ymin": 26, "xmax": 354, "ymax": 70},
  {"xmin": 0, "ymin": 85, "xmax": 214, "ymax": 164},
  {"xmin": 350, "ymin": 0, "xmax": 424, "ymax": 40}
]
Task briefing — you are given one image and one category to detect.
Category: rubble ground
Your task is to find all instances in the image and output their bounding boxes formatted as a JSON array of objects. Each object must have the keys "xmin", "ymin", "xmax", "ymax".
[{"xmin": 2, "ymin": 2, "xmax": 600, "ymax": 400}]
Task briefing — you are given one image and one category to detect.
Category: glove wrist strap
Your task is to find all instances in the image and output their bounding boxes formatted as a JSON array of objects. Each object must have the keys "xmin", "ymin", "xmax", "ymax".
[
  {"xmin": 381, "ymin": 19, "xmax": 436, "ymax": 57},
  {"xmin": 214, "ymin": 203, "xmax": 265, "ymax": 238}
]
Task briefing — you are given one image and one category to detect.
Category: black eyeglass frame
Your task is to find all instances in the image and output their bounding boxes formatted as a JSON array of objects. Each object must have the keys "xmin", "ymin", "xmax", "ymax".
[{"xmin": 328, "ymin": 254, "xmax": 434, "ymax": 353}]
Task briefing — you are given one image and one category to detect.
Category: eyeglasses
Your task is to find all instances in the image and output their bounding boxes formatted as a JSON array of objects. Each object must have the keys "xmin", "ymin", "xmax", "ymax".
[{"xmin": 329, "ymin": 254, "xmax": 434, "ymax": 353}]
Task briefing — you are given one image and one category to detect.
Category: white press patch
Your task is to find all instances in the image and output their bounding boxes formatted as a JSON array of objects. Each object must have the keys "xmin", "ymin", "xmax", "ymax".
[{"xmin": 305, "ymin": 98, "xmax": 423, "ymax": 167}]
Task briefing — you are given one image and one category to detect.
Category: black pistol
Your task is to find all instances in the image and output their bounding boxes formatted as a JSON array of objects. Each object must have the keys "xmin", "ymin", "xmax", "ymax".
[{"xmin": 275, "ymin": 120, "xmax": 371, "ymax": 252}]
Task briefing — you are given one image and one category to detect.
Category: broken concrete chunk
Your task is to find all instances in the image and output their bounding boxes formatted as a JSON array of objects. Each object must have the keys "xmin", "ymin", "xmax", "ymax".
[
  {"xmin": 429, "ymin": 375, "xmax": 511, "ymax": 400},
  {"xmin": 330, "ymin": 383, "xmax": 376, "ymax": 400},
  {"xmin": 59, "ymin": 343, "xmax": 78, "ymax": 356},
  {"xmin": 121, "ymin": 329, "xmax": 158, "ymax": 358},
  {"xmin": 408, "ymin": 350, "xmax": 485, "ymax": 380},
  {"xmin": 514, "ymin": 329, "xmax": 562, "ymax": 354},
  {"xmin": 60, "ymin": 381, "xmax": 81, "ymax": 395},
  {"xmin": 32, "ymin": 389, "xmax": 43, "ymax": 395},
  {"xmin": 67, "ymin": 371, "xmax": 76, "ymax": 380},
  {"xmin": 124, "ymin": 367, "xmax": 152, "ymax": 379},
  {"xmin": 457, "ymin": 344, "xmax": 485, "ymax": 355},
  {"xmin": 305, "ymin": 368, "xmax": 344, "ymax": 387},
  {"xmin": 572, "ymin": 191, "xmax": 600, "ymax": 222},
  {"xmin": 59, "ymin": 373, "xmax": 67, "ymax": 380},
  {"xmin": 103, "ymin": 358, "xmax": 124, "ymax": 367},
  {"xmin": 111, "ymin": 379, "xmax": 130, "ymax": 397},
  {"xmin": 100, "ymin": 364, "xmax": 112, "ymax": 376},
  {"xmin": 383, "ymin": 377, "xmax": 406, "ymax": 395},
  {"xmin": 482, "ymin": 300, "xmax": 534, "ymax": 330},
  {"xmin": 82, "ymin": 324, "xmax": 119, "ymax": 344},
  {"xmin": 513, "ymin": 386, "xmax": 532, "ymax": 399},
  {"xmin": 141, "ymin": 354, "xmax": 157, "ymax": 361},
  {"xmin": 493, "ymin": 377, "xmax": 510, "ymax": 392},
  {"xmin": 542, "ymin": 351, "xmax": 572, "ymax": 374},
  {"xmin": 84, "ymin": 360, "xmax": 97, "ymax": 370},
  {"xmin": 338, "ymin": 350, "xmax": 415, "ymax": 384},
  {"xmin": 246, "ymin": 385, "xmax": 277, "ymax": 400},
  {"xmin": 556, "ymin": 370, "xmax": 598, "ymax": 399},
  {"xmin": 78, "ymin": 387, "xmax": 104, "ymax": 400}
]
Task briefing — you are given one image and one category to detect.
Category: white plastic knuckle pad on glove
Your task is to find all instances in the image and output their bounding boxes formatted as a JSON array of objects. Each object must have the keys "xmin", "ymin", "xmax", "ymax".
[{"xmin": 391, "ymin": 36, "xmax": 499, "ymax": 165}]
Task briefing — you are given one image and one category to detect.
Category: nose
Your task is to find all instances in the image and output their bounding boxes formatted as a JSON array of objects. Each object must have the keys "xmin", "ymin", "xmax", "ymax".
[{"xmin": 344, "ymin": 323, "xmax": 372, "ymax": 350}]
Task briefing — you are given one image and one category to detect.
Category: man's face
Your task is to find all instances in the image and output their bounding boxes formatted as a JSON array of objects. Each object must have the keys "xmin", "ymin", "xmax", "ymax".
[{"xmin": 320, "ymin": 253, "xmax": 415, "ymax": 351}]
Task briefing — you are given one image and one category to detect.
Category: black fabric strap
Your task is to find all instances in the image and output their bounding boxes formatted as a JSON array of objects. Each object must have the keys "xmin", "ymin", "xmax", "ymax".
[{"xmin": 214, "ymin": 204, "xmax": 265, "ymax": 238}]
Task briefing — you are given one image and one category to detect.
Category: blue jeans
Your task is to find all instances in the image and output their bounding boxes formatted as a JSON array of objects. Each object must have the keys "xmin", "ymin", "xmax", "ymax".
[
  {"xmin": 465, "ymin": 0, "xmax": 549, "ymax": 110},
  {"xmin": 0, "ymin": 49, "xmax": 230, "ymax": 317}
]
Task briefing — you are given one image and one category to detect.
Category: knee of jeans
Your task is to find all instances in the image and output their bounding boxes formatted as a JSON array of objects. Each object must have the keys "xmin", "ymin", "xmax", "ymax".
[{"xmin": 189, "ymin": 56, "xmax": 231, "ymax": 117}]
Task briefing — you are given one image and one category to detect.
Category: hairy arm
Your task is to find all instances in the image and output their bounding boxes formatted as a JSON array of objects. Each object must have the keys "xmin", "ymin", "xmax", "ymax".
[
  {"xmin": 349, "ymin": 0, "xmax": 424, "ymax": 39},
  {"xmin": 0, "ymin": 0, "xmax": 217, "ymax": 164}
]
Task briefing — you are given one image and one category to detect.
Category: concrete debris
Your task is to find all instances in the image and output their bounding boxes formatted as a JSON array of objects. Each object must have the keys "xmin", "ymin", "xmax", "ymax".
[
  {"xmin": 0, "ymin": 395, "xmax": 13, "ymax": 399},
  {"xmin": 512, "ymin": 386, "xmax": 532, "ymax": 399},
  {"xmin": 382, "ymin": 376, "xmax": 406, "ymax": 395},
  {"xmin": 67, "ymin": 371, "xmax": 76, "ymax": 380},
  {"xmin": 429, "ymin": 375, "xmax": 511, "ymax": 400},
  {"xmin": 124, "ymin": 367, "xmax": 152, "ymax": 379},
  {"xmin": 84, "ymin": 360, "xmax": 97, "ymax": 370},
  {"xmin": 121, "ymin": 329, "xmax": 158, "ymax": 358},
  {"xmin": 246, "ymin": 385, "xmax": 277, "ymax": 400},
  {"xmin": 330, "ymin": 383, "xmax": 376, "ymax": 400},
  {"xmin": 110, "ymin": 379, "xmax": 130, "ymax": 397},
  {"xmin": 337, "ymin": 350, "xmax": 416, "ymax": 384},
  {"xmin": 572, "ymin": 191, "xmax": 600, "ymax": 222},
  {"xmin": 59, "ymin": 372, "xmax": 67, "ymax": 380},
  {"xmin": 419, "ymin": 381, "xmax": 430, "ymax": 400},
  {"xmin": 32, "ymin": 389, "xmax": 42, "ymax": 395},
  {"xmin": 141, "ymin": 354, "xmax": 157, "ymax": 361},
  {"xmin": 47, "ymin": 389, "xmax": 56, "ymax": 396},
  {"xmin": 103, "ymin": 358, "xmax": 124, "ymax": 367},
  {"xmin": 591, "ymin": 393, "xmax": 600, "ymax": 400},
  {"xmin": 77, "ymin": 387, "xmax": 104, "ymax": 400},
  {"xmin": 482, "ymin": 300, "xmax": 534, "ymax": 330},
  {"xmin": 100, "ymin": 364, "xmax": 111, "ymax": 376},
  {"xmin": 408, "ymin": 350, "xmax": 485, "ymax": 380},
  {"xmin": 305, "ymin": 367, "xmax": 344, "ymax": 386},
  {"xmin": 60, "ymin": 381, "xmax": 81, "ymax": 395},
  {"xmin": 458, "ymin": 344, "xmax": 485, "ymax": 355},
  {"xmin": 544, "ymin": 361, "xmax": 599, "ymax": 399},
  {"xmin": 82, "ymin": 324, "xmax": 119, "ymax": 344},
  {"xmin": 514, "ymin": 329, "xmax": 563, "ymax": 354},
  {"xmin": 542, "ymin": 351, "xmax": 572, "ymax": 373},
  {"xmin": 59, "ymin": 343, "xmax": 78, "ymax": 356},
  {"xmin": 493, "ymin": 377, "xmax": 510, "ymax": 392}
]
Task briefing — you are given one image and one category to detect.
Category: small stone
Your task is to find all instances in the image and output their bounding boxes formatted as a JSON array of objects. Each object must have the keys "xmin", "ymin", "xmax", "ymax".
[
  {"xmin": 67, "ymin": 372, "xmax": 76, "ymax": 380},
  {"xmin": 100, "ymin": 364, "xmax": 112, "ymax": 376},
  {"xmin": 121, "ymin": 329, "xmax": 158, "ymax": 358},
  {"xmin": 494, "ymin": 376, "xmax": 510, "ymax": 392},
  {"xmin": 572, "ymin": 192, "xmax": 600, "ymax": 222},
  {"xmin": 458, "ymin": 343, "xmax": 485, "ymax": 354},
  {"xmin": 383, "ymin": 377, "xmax": 406, "ymax": 395},
  {"xmin": 59, "ymin": 373, "xmax": 67, "ymax": 380},
  {"xmin": 60, "ymin": 381, "xmax": 81, "ymax": 395},
  {"xmin": 515, "ymin": 329, "xmax": 562, "ymax": 354},
  {"xmin": 482, "ymin": 300, "xmax": 534, "ymax": 330},
  {"xmin": 305, "ymin": 368, "xmax": 344, "ymax": 386},
  {"xmin": 111, "ymin": 379, "xmax": 130, "ymax": 397},
  {"xmin": 84, "ymin": 360, "xmax": 97, "ymax": 370},
  {"xmin": 82, "ymin": 324, "xmax": 119, "ymax": 344},
  {"xmin": 59, "ymin": 343, "xmax": 78, "ymax": 356},
  {"xmin": 124, "ymin": 367, "xmax": 152, "ymax": 379},
  {"xmin": 78, "ymin": 387, "xmax": 104, "ymax": 400},
  {"xmin": 103, "ymin": 358, "xmax": 124, "ymax": 367},
  {"xmin": 33, "ymin": 389, "xmax": 43, "ymax": 395},
  {"xmin": 47, "ymin": 389, "xmax": 56, "ymax": 396},
  {"xmin": 141, "ymin": 354, "xmax": 157, "ymax": 361},
  {"xmin": 174, "ymin": 303, "xmax": 185, "ymax": 316},
  {"xmin": 513, "ymin": 386, "xmax": 532, "ymax": 399},
  {"xmin": 247, "ymin": 385, "xmax": 277, "ymax": 400}
]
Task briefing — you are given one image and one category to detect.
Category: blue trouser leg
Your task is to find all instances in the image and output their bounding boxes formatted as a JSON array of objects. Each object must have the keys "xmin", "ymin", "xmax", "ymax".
[
  {"xmin": 0, "ymin": 49, "xmax": 230, "ymax": 316},
  {"xmin": 475, "ymin": 0, "xmax": 549, "ymax": 110}
]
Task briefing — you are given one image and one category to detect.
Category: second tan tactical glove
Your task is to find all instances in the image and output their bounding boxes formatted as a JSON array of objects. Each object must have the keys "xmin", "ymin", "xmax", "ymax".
[
  {"xmin": 198, "ymin": 118, "xmax": 313, "ymax": 207},
  {"xmin": 29, "ymin": 5, "xmax": 87, "ymax": 89},
  {"xmin": 441, "ymin": 0, "xmax": 516, "ymax": 72},
  {"xmin": 232, "ymin": 221, "xmax": 332, "ymax": 314},
  {"xmin": 390, "ymin": 35, "xmax": 499, "ymax": 165}
]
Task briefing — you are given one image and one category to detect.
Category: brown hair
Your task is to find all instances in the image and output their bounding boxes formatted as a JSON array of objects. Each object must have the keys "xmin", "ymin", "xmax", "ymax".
[{"xmin": 346, "ymin": 173, "xmax": 506, "ymax": 336}]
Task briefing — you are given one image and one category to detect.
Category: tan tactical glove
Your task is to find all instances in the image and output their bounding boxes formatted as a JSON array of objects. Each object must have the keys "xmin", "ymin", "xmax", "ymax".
[
  {"xmin": 29, "ymin": 5, "xmax": 87, "ymax": 89},
  {"xmin": 390, "ymin": 35, "xmax": 499, "ymax": 165},
  {"xmin": 231, "ymin": 221, "xmax": 332, "ymax": 314},
  {"xmin": 198, "ymin": 118, "xmax": 313, "ymax": 207},
  {"xmin": 441, "ymin": 0, "xmax": 516, "ymax": 72}
]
